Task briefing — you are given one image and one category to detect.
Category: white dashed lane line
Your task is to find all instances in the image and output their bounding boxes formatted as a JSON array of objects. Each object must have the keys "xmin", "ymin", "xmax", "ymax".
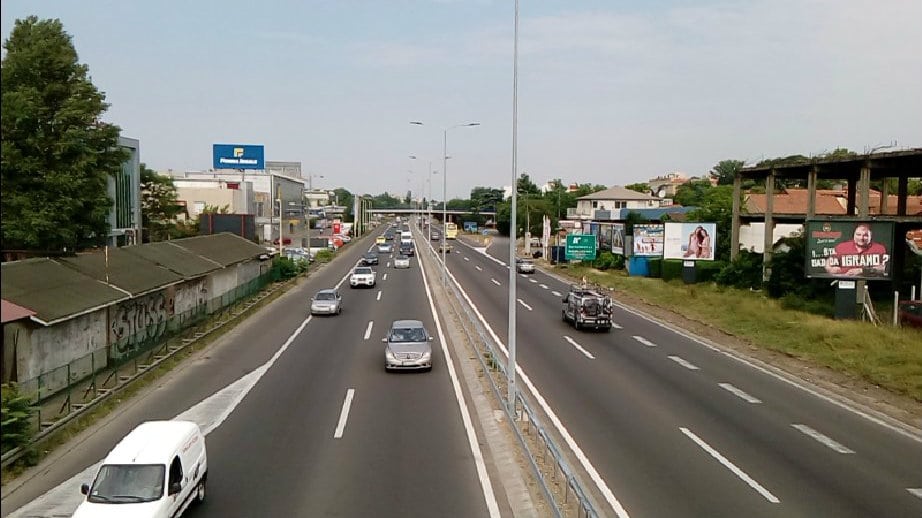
[
  {"xmin": 491, "ymin": 278, "xmax": 501, "ymax": 286},
  {"xmin": 382, "ymin": 273, "xmax": 388, "ymax": 281},
  {"xmin": 529, "ymin": 278, "xmax": 537, "ymax": 284},
  {"xmin": 465, "ymin": 257, "xmax": 471, "ymax": 261},
  {"xmin": 517, "ymin": 299, "xmax": 533, "ymax": 311},
  {"xmin": 376, "ymin": 291, "xmax": 382, "ymax": 301},
  {"xmin": 718, "ymin": 383, "xmax": 762, "ymax": 404},
  {"xmin": 633, "ymin": 336, "xmax": 657, "ymax": 347},
  {"xmin": 668, "ymin": 355, "xmax": 699, "ymax": 370},
  {"xmin": 539, "ymin": 284, "xmax": 549, "ymax": 289},
  {"xmin": 564, "ymin": 336, "xmax": 595, "ymax": 359},
  {"xmin": 908, "ymin": 488, "xmax": 922, "ymax": 500},
  {"xmin": 333, "ymin": 389, "xmax": 356, "ymax": 439},
  {"xmin": 363, "ymin": 321, "xmax": 374, "ymax": 340},
  {"xmin": 791, "ymin": 424, "xmax": 854, "ymax": 454},
  {"xmin": 476, "ymin": 265, "xmax": 483, "ymax": 271},
  {"xmin": 681, "ymin": 427, "xmax": 780, "ymax": 504},
  {"xmin": 551, "ymin": 291, "xmax": 562, "ymax": 297}
]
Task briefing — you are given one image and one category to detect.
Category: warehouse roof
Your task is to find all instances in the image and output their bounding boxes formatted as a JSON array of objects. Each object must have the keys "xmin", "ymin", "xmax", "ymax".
[
  {"xmin": 59, "ymin": 248, "xmax": 183, "ymax": 296},
  {"xmin": 169, "ymin": 233, "xmax": 266, "ymax": 267},
  {"xmin": 121, "ymin": 241, "xmax": 223, "ymax": 279}
]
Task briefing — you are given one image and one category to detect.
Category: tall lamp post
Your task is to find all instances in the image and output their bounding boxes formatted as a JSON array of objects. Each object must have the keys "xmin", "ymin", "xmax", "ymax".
[
  {"xmin": 508, "ymin": 0, "xmax": 520, "ymax": 411},
  {"xmin": 410, "ymin": 121, "xmax": 480, "ymax": 284},
  {"xmin": 410, "ymin": 155, "xmax": 435, "ymax": 239}
]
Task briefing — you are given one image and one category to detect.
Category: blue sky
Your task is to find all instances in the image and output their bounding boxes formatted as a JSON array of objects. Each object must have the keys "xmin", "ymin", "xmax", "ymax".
[{"xmin": 3, "ymin": 0, "xmax": 921, "ymax": 199}]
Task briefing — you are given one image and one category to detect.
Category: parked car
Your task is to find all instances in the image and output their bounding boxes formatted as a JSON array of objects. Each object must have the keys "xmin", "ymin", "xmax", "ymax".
[
  {"xmin": 349, "ymin": 266, "xmax": 376, "ymax": 288},
  {"xmin": 361, "ymin": 252, "xmax": 379, "ymax": 266},
  {"xmin": 310, "ymin": 289, "xmax": 342, "ymax": 315},
  {"xmin": 382, "ymin": 320, "xmax": 433, "ymax": 371},
  {"xmin": 74, "ymin": 421, "xmax": 207, "ymax": 518},
  {"xmin": 899, "ymin": 300, "xmax": 922, "ymax": 328},
  {"xmin": 394, "ymin": 254, "xmax": 411, "ymax": 269},
  {"xmin": 515, "ymin": 257, "xmax": 536, "ymax": 274},
  {"xmin": 377, "ymin": 243, "xmax": 393, "ymax": 254}
]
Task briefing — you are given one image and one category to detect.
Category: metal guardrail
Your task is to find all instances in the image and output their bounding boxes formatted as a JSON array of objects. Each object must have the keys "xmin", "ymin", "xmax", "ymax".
[{"xmin": 418, "ymin": 227, "xmax": 600, "ymax": 518}]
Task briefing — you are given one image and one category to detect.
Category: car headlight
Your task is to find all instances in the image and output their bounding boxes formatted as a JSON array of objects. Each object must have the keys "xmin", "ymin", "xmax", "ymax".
[
  {"xmin": 385, "ymin": 349, "xmax": 396, "ymax": 359},
  {"xmin": 421, "ymin": 351, "xmax": 431, "ymax": 360}
]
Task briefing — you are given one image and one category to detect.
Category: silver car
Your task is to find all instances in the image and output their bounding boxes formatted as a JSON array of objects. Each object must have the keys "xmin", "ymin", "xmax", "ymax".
[
  {"xmin": 310, "ymin": 289, "xmax": 342, "ymax": 315},
  {"xmin": 393, "ymin": 254, "xmax": 410, "ymax": 269},
  {"xmin": 377, "ymin": 243, "xmax": 393, "ymax": 253},
  {"xmin": 383, "ymin": 320, "xmax": 433, "ymax": 371},
  {"xmin": 515, "ymin": 258, "xmax": 536, "ymax": 274}
]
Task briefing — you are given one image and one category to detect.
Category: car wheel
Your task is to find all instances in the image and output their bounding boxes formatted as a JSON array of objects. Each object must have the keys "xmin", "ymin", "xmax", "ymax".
[
  {"xmin": 574, "ymin": 320, "xmax": 581, "ymax": 330},
  {"xmin": 562, "ymin": 310, "xmax": 568, "ymax": 322},
  {"xmin": 195, "ymin": 475, "xmax": 206, "ymax": 504}
]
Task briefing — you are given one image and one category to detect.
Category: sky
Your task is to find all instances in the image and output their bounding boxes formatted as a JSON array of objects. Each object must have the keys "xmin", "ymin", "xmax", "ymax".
[{"xmin": 3, "ymin": 0, "xmax": 921, "ymax": 199}]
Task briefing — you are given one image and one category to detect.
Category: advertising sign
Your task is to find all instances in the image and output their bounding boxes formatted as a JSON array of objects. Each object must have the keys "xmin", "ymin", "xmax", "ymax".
[
  {"xmin": 565, "ymin": 234, "xmax": 597, "ymax": 261},
  {"xmin": 213, "ymin": 144, "xmax": 265, "ymax": 170},
  {"xmin": 664, "ymin": 222, "xmax": 717, "ymax": 261},
  {"xmin": 612, "ymin": 223, "xmax": 625, "ymax": 255},
  {"xmin": 332, "ymin": 222, "xmax": 342, "ymax": 235},
  {"xmin": 463, "ymin": 221, "xmax": 478, "ymax": 232},
  {"xmin": 632, "ymin": 224, "xmax": 664, "ymax": 257},
  {"xmin": 599, "ymin": 224, "xmax": 613, "ymax": 253},
  {"xmin": 805, "ymin": 221, "xmax": 895, "ymax": 279}
]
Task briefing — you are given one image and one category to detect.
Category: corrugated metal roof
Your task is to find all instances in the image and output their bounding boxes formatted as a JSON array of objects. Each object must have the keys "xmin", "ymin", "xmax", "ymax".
[
  {"xmin": 170, "ymin": 233, "xmax": 266, "ymax": 267},
  {"xmin": 60, "ymin": 248, "xmax": 183, "ymax": 296},
  {"xmin": 122, "ymin": 241, "xmax": 222, "ymax": 279},
  {"xmin": 1, "ymin": 299, "xmax": 35, "ymax": 323},
  {"xmin": 579, "ymin": 186, "xmax": 659, "ymax": 201},
  {"xmin": 0, "ymin": 258, "xmax": 128, "ymax": 324}
]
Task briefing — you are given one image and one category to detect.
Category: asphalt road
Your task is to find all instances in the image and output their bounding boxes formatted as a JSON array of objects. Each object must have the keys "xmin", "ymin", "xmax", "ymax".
[
  {"xmin": 2, "ymin": 228, "xmax": 494, "ymax": 518},
  {"xmin": 441, "ymin": 234, "xmax": 922, "ymax": 518}
]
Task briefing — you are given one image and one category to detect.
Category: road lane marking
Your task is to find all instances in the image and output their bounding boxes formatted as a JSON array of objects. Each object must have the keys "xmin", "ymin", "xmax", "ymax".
[
  {"xmin": 791, "ymin": 424, "xmax": 854, "ymax": 454},
  {"xmin": 611, "ymin": 322, "xmax": 623, "ymax": 329},
  {"xmin": 908, "ymin": 488, "xmax": 922, "ymax": 499},
  {"xmin": 680, "ymin": 427, "xmax": 780, "ymax": 504},
  {"xmin": 718, "ymin": 383, "xmax": 762, "ymax": 404},
  {"xmin": 440, "ymin": 266, "xmax": 630, "ymax": 518},
  {"xmin": 539, "ymin": 284, "xmax": 549, "ymax": 289},
  {"xmin": 382, "ymin": 273, "xmax": 388, "ymax": 281},
  {"xmin": 529, "ymin": 278, "xmax": 537, "ymax": 283},
  {"xmin": 376, "ymin": 291, "xmax": 382, "ymax": 301},
  {"xmin": 476, "ymin": 265, "xmax": 483, "ymax": 271},
  {"xmin": 633, "ymin": 336, "xmax": 657, "ymax": 347},
  {"xmin": 491, "ymin": 278, "xmax": 501, "ymax": 286},
  {"xmin": 551, "ymin": 290, "xmax": 562, "ymax": 297},
  {"xmin": 465, "ymin": 257, "xmax": 470, "ymax": 261},
  {"xmin": 416, "ymin": 238, "xmax": 501, "ymax": 517},
  {"xmin": 386, "ymin": 261, "xmax": 391, "ymax": 268},
  {"xmin": 333, "ymin": 389, "xmax": 356, "ymax": 438},
  {"xmin": 516, "ymin": 299, "xmax": 533, "ymax": 311},
  {"xmin": 564, "ymin": 336, "xmax": 595, "ymax": 359},
  {"xmin": 668, "ymin": 355, "xmax": 699, "ymax": 370},
  {"xmin": 519, "ymin": 274, "xmax": 528, "ymax": 278},
  {"xmin": 364, "ymin": 321, "xmax": 374, "ymax": 340}
]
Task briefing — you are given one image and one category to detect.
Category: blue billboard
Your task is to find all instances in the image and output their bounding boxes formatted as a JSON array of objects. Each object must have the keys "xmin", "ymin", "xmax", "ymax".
[{"xmin": 213, "ymin": 144, "xmax": 265, "ymax": 170}]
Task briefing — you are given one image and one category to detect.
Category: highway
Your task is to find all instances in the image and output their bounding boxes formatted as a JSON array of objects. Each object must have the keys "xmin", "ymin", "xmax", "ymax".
[
  {"xmin": 438, "ymin": 231, "xmax": 922, "ymax": 517},
  {"xmin": 2, "ymin": 228, "xmax": 499, "ymax": 517}
]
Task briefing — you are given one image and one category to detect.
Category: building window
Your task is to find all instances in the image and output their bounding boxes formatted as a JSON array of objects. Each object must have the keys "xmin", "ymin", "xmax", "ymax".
[
  {"xmin": 592, "ymin": 201, "xmax": 598, "ymax": 208},
  {"xmin": 193, "ymin": 201, "xmax": 205, "ymax": 214}
]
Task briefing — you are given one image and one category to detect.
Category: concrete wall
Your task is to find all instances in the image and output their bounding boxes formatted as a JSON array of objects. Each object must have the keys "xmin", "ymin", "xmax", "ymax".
[{"xmin": 108, "ymin": 290, "xmax": 174, "ymax": 360}]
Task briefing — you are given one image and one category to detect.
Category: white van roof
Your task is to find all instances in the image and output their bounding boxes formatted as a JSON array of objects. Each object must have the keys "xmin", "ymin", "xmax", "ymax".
[{"xmin": 103, "ymin": 421, "xmax": 200, "ymax": 465}]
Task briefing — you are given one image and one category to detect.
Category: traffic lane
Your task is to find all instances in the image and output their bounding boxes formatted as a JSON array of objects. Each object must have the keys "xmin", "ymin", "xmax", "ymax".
[
  {"xmin": 197, "ymin": 251, "xmax": 489, "ymax": 517},
  {"xmin": 0, "ymin": 240, "xmax": 375, "ymax": 515},
  {"xmin": 446, "ymin": 248, "xmax": 922, "ymax": 516}
]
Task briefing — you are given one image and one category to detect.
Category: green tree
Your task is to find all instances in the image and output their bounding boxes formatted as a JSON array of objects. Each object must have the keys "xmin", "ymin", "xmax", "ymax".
[
  {"xmin": 673, "ymin": 179, "xmax": 712, "ymax": 207},
  {"xmin": 140, "ymin": 164, "xmax": 189, "ymax": 242},
  {"xmin": 709, "ymin": 159, "xmax": 745, "ymax": 186},
  {"xmin": 685, "ymin": 185, "xmax": 734, "ymax": 260},
  {"xmin": 333, "ymin": 188, "xmax": 354, "ymax": 220},
  {"xmin": 625, "ymin": 183, "xmax": 650, "ymax": 194},
  {"xmin": 469, "ymin": 186, "xmax": 504, "ymax": 212},
  {"xmin": 908, "ymin": 179, "xmax": 922, "ymax": 196},
  {"xmin": 573, "ymin": 183, "xmax": 608, "ymax": 197},
  {"xmin": 516, "ymin": 173, "xmax": 540, "ymax": 195},
  {"xmin": 1, "ymin": 17, "xmax": 126, "ymax": 252}
]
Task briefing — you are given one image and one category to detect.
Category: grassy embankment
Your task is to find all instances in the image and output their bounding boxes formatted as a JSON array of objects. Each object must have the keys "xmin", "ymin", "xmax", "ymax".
[{"xmin": 561, "ymin": 264, "xmax": 922, "ymax": 403}]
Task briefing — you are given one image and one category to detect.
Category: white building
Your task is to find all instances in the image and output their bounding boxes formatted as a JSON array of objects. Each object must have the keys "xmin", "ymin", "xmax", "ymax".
[{"xmin": 569, "ymin": 186, "xmax": 664, "ymax": 220}]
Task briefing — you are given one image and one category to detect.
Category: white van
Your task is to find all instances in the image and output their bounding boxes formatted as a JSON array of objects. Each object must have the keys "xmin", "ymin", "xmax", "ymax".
[
  {"xmin": 400, "ymin": 230, "xmax": 412, "ymax": 245},
  {"xmin": 74, "ymin": 420, "xmax": 207, "ymax": 518}
]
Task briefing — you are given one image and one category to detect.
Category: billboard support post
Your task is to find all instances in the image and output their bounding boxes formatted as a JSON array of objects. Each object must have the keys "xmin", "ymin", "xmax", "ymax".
[
  {"xmin": 682, "ymin": 260, "xmax": 697, "ymax": 284},
  {"xmin": 834, "ymin": 281, "xmax": 858, "ymax": 320}
]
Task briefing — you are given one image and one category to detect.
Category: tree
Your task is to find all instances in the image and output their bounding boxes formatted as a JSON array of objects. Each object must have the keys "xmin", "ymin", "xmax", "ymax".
[
  {"xmin": 709, "ymin": 159, "xmax": 745, "ymax": 186},
  {"xmin": 140, "ymin": 164, "xmax": 190, "ymax": 242},
  {"xmin": 573, "ymin": 183, "xmax": 608, "ymax": 197},
  {"xmin": 333, "ymin": 188, "xmax": 354, "ymax": 220},
  {"xmin": 516, "ymin": 173, "xmax": 540, "ymax": 196},
  {"xmin": 1, "ymin": 17, "xmax": 126, "ymax": 253},
  {"xmin": 673, "ymin": 179, "xmax": 712, "ymax": 207},
  {"xmin": 625, "ymin": 183, "xmax": 651, "ymax": 194},
  {"xmin": 470, "ymin": 186, "xmax": 504, "ymax": 212},
  {"xmin": 685, "ymin": 185, "xmax": 735, "ymax": 260}
]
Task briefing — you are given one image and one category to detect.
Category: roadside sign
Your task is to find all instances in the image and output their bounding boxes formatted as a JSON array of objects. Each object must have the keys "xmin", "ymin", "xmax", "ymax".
[{"xmin": 565, "ymin": 234, "xmax": 597, "ymax": 260}]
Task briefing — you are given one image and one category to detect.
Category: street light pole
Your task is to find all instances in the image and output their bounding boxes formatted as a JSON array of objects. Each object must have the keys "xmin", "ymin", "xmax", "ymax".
[{"xmin": 507, "ymin": 0, "xmax": 520, "ymax": 411}]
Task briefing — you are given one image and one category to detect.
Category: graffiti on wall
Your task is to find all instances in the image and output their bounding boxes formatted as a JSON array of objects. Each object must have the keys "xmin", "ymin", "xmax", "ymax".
[{"xmin": 109, "ymin": 291, "xmax": 175, "ymax": 358}]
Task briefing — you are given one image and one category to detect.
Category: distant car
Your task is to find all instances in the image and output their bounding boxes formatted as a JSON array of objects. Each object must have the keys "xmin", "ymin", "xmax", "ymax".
[
  {"xmin": 310, "ymin": 289, "xmax": 342, "ymax": 315},
  {"xmin": 400, "ymin": 244, "xmax": 415, "ymax": 257},
  {"xmin": 394, "ymin": 255, "xmax": 410, "ymax": 269},
  {"xmin": 383, "ymin": 320, "xmax": 433, "ymax": 371},
  {"xmin": 437, "ymin": 243, "xmax": 452, "ymax": 254},
  {"xmin": 376, "ymin": 236, "xmax": 387, "ymax": 245},
  {"xmin": 361, "ymin": 252, "xmax": 379, "ymax": 266},
  {"xmin": 899, "ymin": 300, "xmax": 922, "ymax": 329},
  {"xmin": 349, "ymin": 267, "xmax": 376, "ymax": 288},
  {"xmin": 272, "ymin": 237, "xmax": 292, "ymax": 246},
  {"xmin": 515, "ymin": 257, "xmax": 535, "ymax": 273},
  {"xmin": 430, "ymin": 231, "xmax": 441, "ymax": 241},
  {"xmin": 377, "ymin": 243, "xmax": 393, "ymax": 254}
]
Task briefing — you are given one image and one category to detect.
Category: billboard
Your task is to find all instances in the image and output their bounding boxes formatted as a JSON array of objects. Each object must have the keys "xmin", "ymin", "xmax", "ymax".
[
  {"xmin": 599, "ymin": 224, "xmax": 613, "ymax": 253},
  {"xmin": 612, "ymin": 223, "xmax": 625, "ymax": 255},
  {"xmin": 632, "ymin": 224, "xmax": 664, "ymax": 257},
  {"xmin": 805, "ymin": 221, "xmax": 895, "ymax": 279},
  {"xmin": 565, "ymin": 234, "xmax": 597, "ymax": 260},
  {"xmin": 664, "ymin": 222, "xmax": 717, "ymax": 261},
  {"xmin": 213, "ymin": 144, "xmax": 265, "ymax": 170}
]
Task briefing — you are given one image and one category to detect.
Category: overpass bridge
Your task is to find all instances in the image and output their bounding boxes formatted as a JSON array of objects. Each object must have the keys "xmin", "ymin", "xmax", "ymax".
[{"xmin": 367, "ymin": 208, "xmax": 496, "ymax": 219}]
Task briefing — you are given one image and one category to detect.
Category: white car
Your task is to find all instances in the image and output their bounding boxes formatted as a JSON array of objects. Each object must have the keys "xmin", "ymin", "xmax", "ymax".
[
  {"xmin": 349, "ymin": 266, "xmax": 376, "ymax": 288},
  {"xmin": 394, "ymin": 255, "xmax": 410, "ymax": 269}
]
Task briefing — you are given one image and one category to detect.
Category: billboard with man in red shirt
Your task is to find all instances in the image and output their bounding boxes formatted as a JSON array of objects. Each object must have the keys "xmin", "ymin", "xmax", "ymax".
[{"xmin": 805, "ymin": 221, "xmax": 894, "ymax": 279}]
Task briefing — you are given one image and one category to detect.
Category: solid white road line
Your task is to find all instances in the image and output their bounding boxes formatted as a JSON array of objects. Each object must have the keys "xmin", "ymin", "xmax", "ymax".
[
  {"xmin": 718, "ymin": 383, "xmax": 762, "ymax": 404},
  {"xmin": 791, "ymin": 424, "xmax": 854, "ymax": 454},
  {"xmin": 517, "ymin": 299, "xmax": 533, "ymax": 311},
  {"xmin": 364, "ymin": 321, "xmax": 374, "ymax": 340},
  {"xmin": 680, "ymin": 427, "xmax": 780, "ymax": 504},
  {"xmin": 416, "ymin": 238, "xmax": 501, "ymax": 517},
  {"xmin": 668, "ymin": 355, "xmax": 699, "ymax": 370},
  {"xmin": 376, "ymin": 291, "xmax": 382, "ymax": 301},
  {"xmin": 540, "ymin": 284, "xmax": 549, "ymax": 289},
  {"xmin": 491, "ymin": 278, "xmax": 501, "ymax": 286},
  {"xmin": 476, "ymin": 265, "xmax": 483, "ymax": 271},
  {"xmin": 551, "ymin": 290, "xmax": 562, "ymax": 297},
  {"xmin": 633, "ymin": 336, "xmax": 657, "ymax": 347},
  {"xmin": 564, "ymin": 336, "xmax": 595, "ymax": 360},
  {"xmin": 441, "ymin": 267, "xmax": 630, "ymax": 518},
  {"xmin": 333, "ymin": 389, "xmax": 356, "ymax": 438},
  {"xmin": 908, "ymin": 488, "xmax": 922, "ymax": 499}
]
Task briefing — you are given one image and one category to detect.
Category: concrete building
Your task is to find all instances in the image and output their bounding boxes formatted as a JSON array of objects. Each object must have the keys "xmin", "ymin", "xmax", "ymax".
[
  {"xmin": 108, "ymin": 137, "xmax": 143, "ymax": 247},
  {"xmin": 568, "ymin": 186, "xmax": 665, "ymax": 220}
]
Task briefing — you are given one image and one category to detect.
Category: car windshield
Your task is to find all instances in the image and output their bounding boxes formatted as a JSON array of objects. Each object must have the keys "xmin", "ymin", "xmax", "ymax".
[
  {"xmin": 354, "ymin": 267, "xmax": 372, "ymax": 274},
  {"xmin": 390, "ymin": 327, "xmax": 427, "ymax": 342},
  {"xmin": 87, "ymin": 464, "xmax": 165, "ymax": 503},
  {"xmin": 315, "ymin": 292, "xmax": 336, "ymax": 301}
]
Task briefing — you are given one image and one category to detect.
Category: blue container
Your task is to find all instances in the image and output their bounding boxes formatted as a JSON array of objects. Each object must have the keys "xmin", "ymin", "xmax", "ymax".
[{"xmin": 628, "ymin": 256, "xmax": 650, "ymax": 276}]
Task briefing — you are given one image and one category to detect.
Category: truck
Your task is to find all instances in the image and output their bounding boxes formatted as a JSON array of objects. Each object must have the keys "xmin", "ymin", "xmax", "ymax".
[{"xmin": 561, "ymin": 282, "xmax": 614, "ymax": 331}]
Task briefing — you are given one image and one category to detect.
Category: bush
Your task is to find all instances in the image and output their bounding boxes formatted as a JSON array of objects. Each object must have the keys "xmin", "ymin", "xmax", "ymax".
[
  {"xmin": 271, "ymin": 257, "xmax": 308, "ymax": 280},
  {"xmin": 696, "ymin": 260, "xmax": 727, "ymax": 283},
  {"xmin": 716, "ymin": 251, "xmax": 763, "ymax": 289},
  {"xmin": 1, "ymin": 383, "xmax": 36, "ymax": 455},
  {"xmin": 661, "ymin": 260, "xmax": 684, "ymax": 281},
  {"xmin": 314, "ymin": 249, "xmax": 334, "ymax": 263},
  {"xmin": 648, "ymin": 258, "xmax": 662, "ymax": 278},
  {"xmin": 593, "ymin": 251, "xmax": 617, "ymax": 270}
]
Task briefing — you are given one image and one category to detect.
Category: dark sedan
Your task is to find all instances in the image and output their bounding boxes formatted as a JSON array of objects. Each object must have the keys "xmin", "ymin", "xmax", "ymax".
[{"xmin": 361, "ymin": 252, "xmax": 379, "ymax": 266}]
